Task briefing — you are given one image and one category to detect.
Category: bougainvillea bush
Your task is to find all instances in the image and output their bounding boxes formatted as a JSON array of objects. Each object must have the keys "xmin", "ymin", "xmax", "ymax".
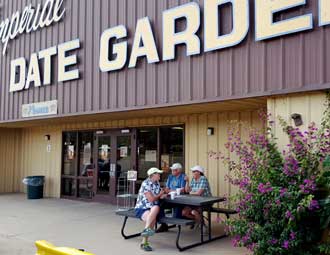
[{"xmin": 210, "ymin": 93, "xmax": 330, "ymax": 255}]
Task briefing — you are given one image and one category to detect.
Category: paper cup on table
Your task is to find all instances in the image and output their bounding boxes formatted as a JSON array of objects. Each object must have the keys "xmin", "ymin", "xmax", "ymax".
[
  {"xmin": 176, "ymin": 188, "xmax": 181, "ymax": 196},
  {"xmin": 170, "ymin": 192, "xmax": 176, "ymax": 200}
]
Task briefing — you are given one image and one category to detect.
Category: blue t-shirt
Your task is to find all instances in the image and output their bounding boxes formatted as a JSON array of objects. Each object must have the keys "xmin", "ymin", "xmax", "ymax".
[{"xmin": 166, "ymin": 173, "xmax": 186, "ymax": 191}]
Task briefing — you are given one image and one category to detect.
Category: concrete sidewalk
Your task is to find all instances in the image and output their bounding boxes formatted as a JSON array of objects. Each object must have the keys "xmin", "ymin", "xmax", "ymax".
[{"xmin": 0, "ymin": 194, "xmax": 246, "ymax": 255}]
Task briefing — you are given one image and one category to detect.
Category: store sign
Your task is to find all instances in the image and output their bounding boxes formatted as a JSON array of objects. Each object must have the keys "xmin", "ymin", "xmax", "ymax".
[
  {"xmin": 10, "ymin": 39, "xmax": 80, "ymax": 92},
  {"xmin": 22, "ymin": 100, "xmax": 58, "ymax": 118},
  {"xmin": 100, "ymin": 0, "xmax": 330, "ymax": 72},
  {"xmin": 7, "ymin": 0, "xmax": 330, "ymax": 95},
  {"xmin": 0, "ymin": 0, "xmax": 65, "ymax": 56}
]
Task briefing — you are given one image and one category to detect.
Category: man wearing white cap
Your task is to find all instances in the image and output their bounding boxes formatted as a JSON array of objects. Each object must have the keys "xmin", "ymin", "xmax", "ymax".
[
  {"xmin": 165, "ymin": 163, "xmax": 186, "ymax": 194},
  {"xmin": 135, "ymin": 167, "xmax": 165, "ymax": 251},
  {"xmin": 182, "ymin": 165, "xmax": 212, "ymax": 224},
  {"xmin": 156, "ymin": 163, "xmax": 186, "ymax": 233}
]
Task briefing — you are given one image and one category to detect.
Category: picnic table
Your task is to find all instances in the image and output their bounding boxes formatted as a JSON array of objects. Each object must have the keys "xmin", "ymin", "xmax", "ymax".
[
  {"xmin": 116, "ymin": 194, "xmax": 229, "ymax": 252},
  {"xmin": 163, "ymin": 195, "xmax": 227, "ymax": 251}
]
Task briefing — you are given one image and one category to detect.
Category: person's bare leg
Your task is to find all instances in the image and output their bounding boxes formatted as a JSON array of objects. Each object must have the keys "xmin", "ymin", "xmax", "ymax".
[
  {"xmin": 146, "ymin": 206, "xmax": 160, "ymax": 229},
  {"xmin": 141, "ymin": 211, "xmax": 151, "ymax": 244},
  {"xmin": 191, "ymin": 210, "xmax": 201, "ymax": 223},
  {"xmin": 182, "ymin": 207, "xmax": 195, "ymax": 219}
]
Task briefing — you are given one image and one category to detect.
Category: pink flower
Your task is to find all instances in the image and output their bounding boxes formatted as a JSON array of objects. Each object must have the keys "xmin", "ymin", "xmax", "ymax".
[{"xmin": 282, "ymin": 240, "xmax": 290, "ymax": 249}]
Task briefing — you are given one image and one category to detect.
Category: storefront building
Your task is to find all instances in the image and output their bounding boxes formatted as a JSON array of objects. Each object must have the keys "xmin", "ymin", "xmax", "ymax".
[{"xmin": 0, "ymin": 0, "xmax": 329, "ymax": 203}]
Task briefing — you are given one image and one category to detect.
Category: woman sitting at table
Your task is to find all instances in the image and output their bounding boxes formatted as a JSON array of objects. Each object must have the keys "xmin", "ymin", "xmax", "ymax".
[
  {"xmin": 135, "ymin": 167, "xmax": 165, "ymax": 252},
  {"xmin": 182, "ymin": 165, "xmax": 212, "ymax": 225}
]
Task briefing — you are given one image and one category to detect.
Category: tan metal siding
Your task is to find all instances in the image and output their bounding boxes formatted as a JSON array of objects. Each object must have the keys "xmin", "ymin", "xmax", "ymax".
[
  {"xmin": 0, "ymin": 108, "xmax": 263, "ymax": 198},
  {"xmin": 0, "ymin": 129, "xmax": 22, "ymax": 193},
  {"xmin": 267, "ymin": 92, "xmax": 327, "ymax": 149},
  {"xmin": 185, "ymin": 110, "xmax": 264, "ymax": 199},
  {"xmin": 18, "ymin": 127, "xmax": 63, "ymax": 197}
]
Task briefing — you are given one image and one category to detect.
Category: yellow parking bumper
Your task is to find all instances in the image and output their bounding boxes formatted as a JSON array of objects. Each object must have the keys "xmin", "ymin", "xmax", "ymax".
[{"xmin": 35, "ymin": 240, "xmax": 95, "ymax": 255}]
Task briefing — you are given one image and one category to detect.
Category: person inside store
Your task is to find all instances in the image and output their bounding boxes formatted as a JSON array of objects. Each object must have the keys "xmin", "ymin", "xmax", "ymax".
[
  {"xmin": 182, "ymin": 165, "xmax": 212, "ymax": 227},
  {"xmin": 156, "ymin": 163, "xmax": 186, "ymax": 233},
  {"xmin": 135, "ymin": 167, "xmax": 166, "ymax": 252}
]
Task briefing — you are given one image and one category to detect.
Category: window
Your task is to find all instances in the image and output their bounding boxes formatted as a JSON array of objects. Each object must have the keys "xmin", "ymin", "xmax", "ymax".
[
  {"xmin": 137, "ymin": 128, "xmax": 158, "ymax": 179},
  {"xmin": 136, "ymin": 126, "xmax": 184, "ymax": 181},
  {"xmin": 160, "ymin": 126, "xmax": 184, "ymax": 180},
  {"xmin": 62, "ymin": 132, "xmax": 78, "ymax": 176},
  {"xmin": 61, "ymin": 131, "xmax": 95, "ymax": 199},
  {"xmin": 78, "ymin": 132, "xmax": 94, "ymax": 176}
]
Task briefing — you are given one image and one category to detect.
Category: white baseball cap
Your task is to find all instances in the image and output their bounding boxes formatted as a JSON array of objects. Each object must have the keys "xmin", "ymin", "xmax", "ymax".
[
  {"xmin": 170, "ymin": 163, "xmax": 183, "ymax": 170},
  {"xmin": 147, "ymin": 167, "xmax": 163, "ymax": 176},
  {"xmin": 190, "ymin": 165, "xmax": 205, "ymax": 174}
]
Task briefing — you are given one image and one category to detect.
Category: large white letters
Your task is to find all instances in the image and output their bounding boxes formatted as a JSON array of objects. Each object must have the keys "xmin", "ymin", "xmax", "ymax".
[
  {"xmin": 99, "ymin": 25, "xmax": 128, "ymax": 72},
  {"xmin": 25, "ymin": 53, "xmax": 42, "ymax": 89},
  {"xmin": 39, "ymin": 46, "xmax": 57, "ymax": 85},
  {"xmin": 255, "ymin": 0, "xmax": 313, "ymax": 41},
  {"xmin": 58, "ymin": 39, "xmax": 80, "ymax": 82},
  {"xmin": 163, "ymin": 2, "xmax": 201, "ymax": 61},
  {"xmin": 128, "ymin": 17, "xmax": 160, "ymax": 68},
  {"xmin": 0, "ymin": 0, "xmax": 65, "ymax": 55},
  {"xmin": 319, "ymin": 0, "xmax": 330, "ymax": 26},
  {"xmin": 10, "ymin": 58, "xmax": 26, "ymax": 92},
  {"xmin": 204, "ymin": 0, "xmax": 249, "ymax": 52},
  {"xmin": 10, "ymin": 39, "xmax": 80, "ymax": 93}
]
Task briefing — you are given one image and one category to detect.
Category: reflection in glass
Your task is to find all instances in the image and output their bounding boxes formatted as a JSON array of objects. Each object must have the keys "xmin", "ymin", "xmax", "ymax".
[
  {"xmin": 160, "ymin": 126, "xmax": 184, "ymax": 180},
  {"xmin": 63, "ymin": 132, "xmax": 77, "ymax": 176},
  {"xmin": 78, "ymin": 178, "xmax": 94, "ymax": 199},
  {"xmin": 61, "ymin": 178, "xmax": 76, "ymax": 196},
  {"xmin": 117, "ymin": 136, "xmax": 132, "ymax": 195},
  {"xmin": 97, "ymin": 136, "xmax": 111, "ymax": 194},
  {"xmin": 117, "ymin": 136, "xmax": 131, "ymax": 177},
  {"xmin": 137, "ymin": 128, "xmax": 157, "ymax": 180},
  {"xmin": 79, "ymin": 132, "xmax": 94, "ymax": 176}
]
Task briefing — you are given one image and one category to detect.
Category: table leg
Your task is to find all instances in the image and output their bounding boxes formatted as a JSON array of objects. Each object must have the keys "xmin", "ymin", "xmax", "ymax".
[
  {"xmin": 207, "ymin": 208, "xmax": 212, "ymax": 240},
  {"xmin": 200, "ymin": 208, "xmax": 204, "ymax": 243}
]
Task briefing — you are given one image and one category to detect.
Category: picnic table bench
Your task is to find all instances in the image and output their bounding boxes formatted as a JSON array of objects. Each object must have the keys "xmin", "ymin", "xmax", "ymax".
[
  {"xmin": 116, "ymin": 208, "xmax": 195, "ymax": 251},
  {"xmin": 210, "ymin": 207, "xmax": 238, "ymax": 219},
  {"xmin": 116, "ymin": 195, "xmax": 236, "ymax": 251}
]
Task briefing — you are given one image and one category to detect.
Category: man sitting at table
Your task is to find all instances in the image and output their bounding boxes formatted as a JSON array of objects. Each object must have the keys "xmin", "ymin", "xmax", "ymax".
[
  {"xmin": 135, "ymin": 167, "xmax": 165, "ymax": 252},
  {"xmin": 156, "ymin": 163, "xmax": 186, "ymax": 233},
  {"xmin": 182, "ymin": 165, "xmax": 212, "ymax": 226}
]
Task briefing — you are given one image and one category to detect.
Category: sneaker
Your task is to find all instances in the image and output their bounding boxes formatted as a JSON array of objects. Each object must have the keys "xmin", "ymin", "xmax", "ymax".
[
  {"xmin": 156, "ymin": 224, "xmax": 169, "ymax": 233},
  {"xmin": 141, "ymin": 227, "xmax": 155, "ymax": 237},
  {"xmin": 140, "ymin": 242, "xmax": 153, "ymax": 252}
]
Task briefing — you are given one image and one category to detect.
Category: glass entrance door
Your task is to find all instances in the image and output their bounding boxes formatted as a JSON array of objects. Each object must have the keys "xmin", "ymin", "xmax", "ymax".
[
  {"xmin": 94, "ymin": 130, "xmax": 136, "ymax": 203},
  {"xmin": 61, "ymin": 129, "xmax": 139, "ymax": 203},
  {"xmin": 96, "ymin": 136, "xmax": 111, "ymax": 195},
  {"xmin": 116, "ymin": 135, "xmax": 132, "ymax": 196}
]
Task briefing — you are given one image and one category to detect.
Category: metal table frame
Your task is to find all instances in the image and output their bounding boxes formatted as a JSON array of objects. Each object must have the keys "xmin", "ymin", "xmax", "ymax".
[{"xmin": 163, "ymin": 195, "xmax": 227, "ymax": 251}]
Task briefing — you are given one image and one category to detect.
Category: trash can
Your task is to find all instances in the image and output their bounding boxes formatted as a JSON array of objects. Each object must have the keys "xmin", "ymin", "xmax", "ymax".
[{"xmin": 22, "ymin": 176, "xmax": 45, "ymax": 199}]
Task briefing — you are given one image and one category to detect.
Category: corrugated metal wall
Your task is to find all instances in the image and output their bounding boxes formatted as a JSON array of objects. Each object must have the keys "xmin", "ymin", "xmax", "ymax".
[
  {"xmin": 2, "ymin": 91, "xmax": 326, "ymax": 198},
  {"xmin": 0, "ymin": 107, "xmax": 263, "ymax": 198},
  {"xmin": 0, "ymin": 128, "xmax": 22, "ymax": 193},
  {"xmin": 0, "ymin": 0, "xmax": 329, "ymax": 122},
  {"xmin": 185, "ymin": 110, "xmax": 264, "ymax": 199},
  {"xmin": 268, "ymin": 92, "xmax": 327, "ymax": 149}
]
